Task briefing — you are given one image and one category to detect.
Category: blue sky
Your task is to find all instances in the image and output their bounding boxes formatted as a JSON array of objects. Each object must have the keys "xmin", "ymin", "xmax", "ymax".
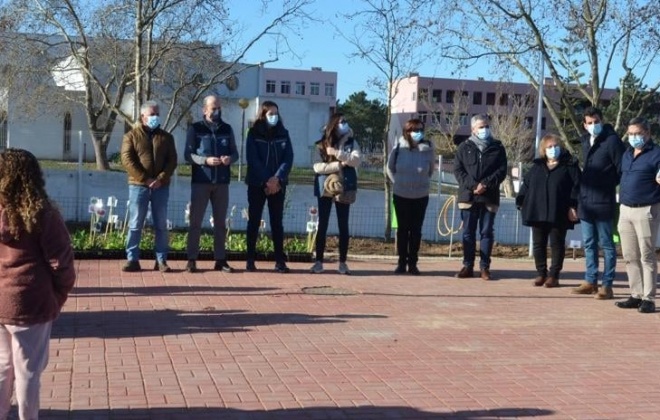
[{"xmin": 224, "ymin": 0, "xmax": 460, "ymax": 103}]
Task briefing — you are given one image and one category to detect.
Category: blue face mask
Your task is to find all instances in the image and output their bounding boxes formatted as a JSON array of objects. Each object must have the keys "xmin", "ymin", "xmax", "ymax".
[
  {"xmin": 546, "ymin": 145, "xmax": 561, "ymax": 160},
  {"xmin": 266, "ymin": 114, "xmax": 279, "ymax": 126},
  {"xmin": 146, "ymin": 115, "xmax": 160, "ymax": 130},
  {"xmin": 586, "ymin": 122, "xmax": 602, "ymax": 137},
  {"xmin": 410, "ymin": 131, "xmax": 424, "ymax": 142},
  {"xmin": 337, "ymin": 122, "xmax": 350, "ymax": 135},
  {"xmin": 628, "ymin": 134, "xmax": 645, "ymax": 149},
  {"xmin": 476, "ymin": 127, "xmax": 490, "ymax": 141}
]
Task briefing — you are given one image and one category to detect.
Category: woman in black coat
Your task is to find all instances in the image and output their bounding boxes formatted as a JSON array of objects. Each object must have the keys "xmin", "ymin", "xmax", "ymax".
[{"xmin": 516, "ymin": 134, "xmax": 581, "ymax": 288}]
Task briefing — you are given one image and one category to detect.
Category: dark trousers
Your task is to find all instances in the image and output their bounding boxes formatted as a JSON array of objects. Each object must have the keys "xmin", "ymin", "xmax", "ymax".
[
  {"xmin": 460, "ymin": 203, "xmax": 496, "ymax": 270},
  {"xmin": 246, "ymin": 185, "xmax": 286, "ymax": 263},
  {"xmin": 531, "ymin": 223, "xmax": 568, "ymax": 278},
  {"xmin": 393, "ymin": 194, "xmax": 429, "ymax": 267},
  {"xmin": 315, "ymin": 196, "xmax": 350, "ymax": 262}
]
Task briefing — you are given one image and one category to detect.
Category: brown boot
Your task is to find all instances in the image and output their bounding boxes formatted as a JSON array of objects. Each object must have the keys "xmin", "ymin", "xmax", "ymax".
[
  {"xmin": 571, "ymin": 281, "xmax": 598, "ymax": 295},
  {"xmin": 595, "ymin": 286, "xmax": 613, "ymax": 300},
  {"xmin": 544, "ymin": 277, "xmax": 559, "ymax": 288},
  {"xmin": 533, "ymin": 275, "xmax": 547, "ymax": 287},
  {"xmin": 480, "ymin": 268, "xmax": 492, "ymax": 281},
  {"xmin": 455, "ymin": 266, "xmax": 475, "ymax": 278}
]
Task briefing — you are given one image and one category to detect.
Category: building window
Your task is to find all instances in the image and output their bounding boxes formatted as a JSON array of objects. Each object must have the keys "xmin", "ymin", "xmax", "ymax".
[
  {"xmin": 324, "ymin": 83, "xmax": 335, "ymax": 96},
  {"xmin": 462, "ymin": 91, "xmax": 469, "ymax": 100},
  {"xmin": 280, "ymin": 81, "xmax": 291, "ymax": 94},
  {"xmin": 432, "ymin": 112, "xmax": 442, "ymax": 125},
  {"xmin": 419, "ymin": 88, "xmax": 429, "ymax": 101},
  {"xmin": 446, "ymin": 90, "xmax": 455, "ymax": 104},
  {"xmin": 310, "ymin": 82, "xmax": 320, "ymax": 95},
  {"xmin": 486, "ymin": 92, "xmax": 496, "ymax": 105},
  {"xmin": 63, "ymin": 112, "xmax": 72, "ymax": 154},
  {"xmin": 266, "ymin": 80, "xmax": 276, "ymax": 93},
  {"xmin": 432, "ymin": 89, "xmax": 442, "ymax": 103},
  {"xmin": 418, "ymin": 111, "xmax": 427, "ymax": 124},
  {"xmin": 473, "ymin": 92, "xmax": 482, "ymax": 105},
  {"xmin": 0, "ymin": 111, "xmax": 7, "ymax": 150},
  {"xmin": 499, "ymin": 93, "xmax": 508, "ymax": 106},
  {"xmin": 295, "ymin": 81, "xmax": 305, "ymax": 95},
  {"xmin": 525, "ymin": 116, "xmax": 533, "ymax": 128},
  {"xmin": 541, "ymin": 117, "xmax": 546, "ymax": 130},
  {"xmin": 460, "ymin": 113, "xmax": 468, "ymax": 126}
]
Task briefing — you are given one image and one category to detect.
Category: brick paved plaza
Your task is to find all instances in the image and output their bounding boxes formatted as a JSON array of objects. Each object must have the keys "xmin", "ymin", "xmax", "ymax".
[{"xmin": 25, "ymin": 257, "xmax": 660, "ymax": 419}]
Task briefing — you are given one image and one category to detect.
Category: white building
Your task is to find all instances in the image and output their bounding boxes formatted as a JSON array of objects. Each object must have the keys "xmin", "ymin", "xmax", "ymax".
[{"xmin": 0, "ymin": 58, "xmax": 337, "ymax": 167}]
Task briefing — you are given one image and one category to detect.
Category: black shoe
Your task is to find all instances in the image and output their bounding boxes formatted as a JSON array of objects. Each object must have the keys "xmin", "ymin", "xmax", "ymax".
[
  {"xmin": 639, "ymin": 300, "xmax": 656, "ymax": 313},
  {"xmin": 214, "ymin": 260, "xmax": 235, "ymax": 273},
  {"xmin": 408, "ymin": 265, "xmax": 421, "ymax": 275},
  {"xmin": 246, "ymin": 261, "xmax": 257, "ymax": 272},
  {"xmin": 154, "ymin": 261, "xmax": 172, "ymax": 273},
  {"xmin": 615, "ymin": 296, "xmax": 643, "ymax": 309},
  {"xmin": 185, "ymin": 260, "xmax": 197, "ymax": 273},
  {"xmin": 122, "ymin": 260, "xmax": 141, "ymax": 272},
  {"xmin": 394, "ymin": 264, "xmax": 407, "ymax": 274},
  {"xmin": 275, "ymin": 262, "xmax": 290, "ymax": 273}
]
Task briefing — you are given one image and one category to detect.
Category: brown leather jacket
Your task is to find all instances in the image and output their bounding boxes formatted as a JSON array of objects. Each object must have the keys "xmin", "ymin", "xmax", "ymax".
[
  {"xmin": 121, "ymin": 125, "xmax": 178, "ymax": 186},
  {"xmin": 0, "ymin": 204, "xmax": 76, "ymax": 325}
]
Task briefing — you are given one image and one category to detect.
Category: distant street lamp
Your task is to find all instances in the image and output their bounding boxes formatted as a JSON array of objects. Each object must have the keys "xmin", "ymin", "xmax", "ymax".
[{"xmin": 238, "ymin": 98, "xmax": 249, "ymax": 182}]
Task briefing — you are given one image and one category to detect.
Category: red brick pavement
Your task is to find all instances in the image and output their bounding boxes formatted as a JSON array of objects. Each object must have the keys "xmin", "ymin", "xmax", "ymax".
[{"xmin": 22, "ymin": 257, "xmax": 660, "ymax": 419}]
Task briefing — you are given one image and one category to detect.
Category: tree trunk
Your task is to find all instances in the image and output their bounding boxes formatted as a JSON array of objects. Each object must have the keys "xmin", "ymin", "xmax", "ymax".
[
  {"xmin": 92, "ymin": 133, "xmax": 111, "ymax": 171},
  {"xmin": 502, "ymin": 174, "xmax": 516, "ymax": 198}
]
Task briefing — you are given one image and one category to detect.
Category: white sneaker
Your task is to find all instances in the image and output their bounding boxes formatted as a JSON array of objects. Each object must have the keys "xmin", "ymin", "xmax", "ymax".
[
  {"xmin": 310, "ymin": 261, "xmax": 324, "ymax": 274},
  {"xmin": 338, "ymin": 262, "xmax": 351, "ymax": 275}
]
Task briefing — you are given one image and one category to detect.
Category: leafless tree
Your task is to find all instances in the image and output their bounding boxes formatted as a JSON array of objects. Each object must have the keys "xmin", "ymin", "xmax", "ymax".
[
  {"xmin": 0, "ymin": 0, "xmax": 312, "ymax": 169},
  {"xmin": 438, "ymin": 0, "xmax": 660, "ymax": 152},
  {"xmin": 336, "ymin": 0, "xmax": 439, "ymax": 239},
  {"xmin": 420, "ymin": 85, "xmax": 470, "ymax": 157},
  {"xmin": 487, "ymin": 87, "xmax": 536, "ymax": 197}
]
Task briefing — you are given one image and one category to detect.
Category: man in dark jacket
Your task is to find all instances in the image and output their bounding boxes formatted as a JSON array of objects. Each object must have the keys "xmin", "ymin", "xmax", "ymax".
[
  {"xmin": 184, "ymin": 95, "xmax": 239, "ymax": 273},
  {"xmin": 571, "ymin": 107, "xmax": 625, "ymax": 300},
  {"xmin": 453, "ymin": 114, "xmax": 507, "ymax": 280}
]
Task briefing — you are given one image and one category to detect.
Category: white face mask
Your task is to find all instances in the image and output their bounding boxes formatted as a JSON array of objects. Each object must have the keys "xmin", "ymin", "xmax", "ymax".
[
  {"xmin": 266, "ymin": 114, "xmax": 279, "ymax": 126},
  {"xmin": 337, "ymin": 122, "xmax": 350, "ymax": 135}
]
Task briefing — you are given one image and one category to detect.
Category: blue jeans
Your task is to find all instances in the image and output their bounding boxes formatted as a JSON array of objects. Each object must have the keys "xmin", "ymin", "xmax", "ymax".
[
  {"xmin": 126, "ymin": 185, "xmax": 170, "ymax": 263},
  {"xmin": 461, "ymin": 203, "xmax": 496, "ymax": 270},
  {"xmin": 581, "ymin": 218, "xmax": 616, "ymax": 287}
]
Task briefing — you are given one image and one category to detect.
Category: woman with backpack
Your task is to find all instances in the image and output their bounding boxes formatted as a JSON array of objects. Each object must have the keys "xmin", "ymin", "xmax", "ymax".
[
  {"xmin": 310, "ymin": 113, "xmax": 361, "ymax": 275},
  {"xmin": 387, "ymin": 118, "xmax": 436, "ymax": 275}
]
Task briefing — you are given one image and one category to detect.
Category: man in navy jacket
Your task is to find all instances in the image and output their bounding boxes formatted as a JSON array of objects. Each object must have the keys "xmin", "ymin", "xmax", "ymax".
[
  {"xmin": 184, "ymin": 95, "xmax": 239, "ymax": 273},
  {"xmin": 614, "ymin": 117, "xmax": 660, "ymax": 313},
  {"xmin": 571, "ymin": 107, "xmax": 625, "ymax": 300}
]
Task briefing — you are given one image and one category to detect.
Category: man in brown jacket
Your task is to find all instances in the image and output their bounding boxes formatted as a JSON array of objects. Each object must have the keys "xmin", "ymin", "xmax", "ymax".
[{"xmin": 121, "ymin": 100, "xmax": 178, "ymax": 272}]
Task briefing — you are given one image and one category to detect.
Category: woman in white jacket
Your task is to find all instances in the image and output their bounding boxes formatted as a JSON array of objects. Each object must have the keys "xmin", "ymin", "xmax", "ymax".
[{"xmin": 310, "ymin": 113, "xmax": 361, "ymax": 274}]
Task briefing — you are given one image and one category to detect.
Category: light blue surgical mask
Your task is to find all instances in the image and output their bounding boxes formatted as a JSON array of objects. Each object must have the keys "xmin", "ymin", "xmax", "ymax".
[
  {"xmin": 628, "ymin": 134, "xmax": 645, "ymax": 149},
  {"xmin": 410, "ymin": 131, "xmax": 424, "ymax": 142},
  {"xmin": 476, "ymin": 127, "xmax": 490, "ymax": 141},
  {"xmin": 546, "ymin": 145, "xmax": 561, "ymax": 160},
  {"xmin": 586, "ymin": 122, "xmax": 602, "ymax": 137},
  {"xmin": 337, "ymin": 122, "xmax": 350, "ymax": 135},
  {"xmin": 266, "ymin": 114, "xmax": 279, "ymax": 126},
  {"xmin": 146, "ymin": 115, "xmax": 160, "ymax": 130}
]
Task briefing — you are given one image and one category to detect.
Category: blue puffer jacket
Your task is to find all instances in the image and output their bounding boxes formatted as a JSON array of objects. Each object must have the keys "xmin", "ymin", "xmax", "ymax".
[
  {"xmin": 244, "ymin": 120, "xmax": 294, "ymax": 187},
  {"xmin": 184, "ymin": 120, "xmax": 238, "ymax": 184},
  {"xmin": 578, "ymin": 124, "xmax": 625, "ymax": 221}
]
